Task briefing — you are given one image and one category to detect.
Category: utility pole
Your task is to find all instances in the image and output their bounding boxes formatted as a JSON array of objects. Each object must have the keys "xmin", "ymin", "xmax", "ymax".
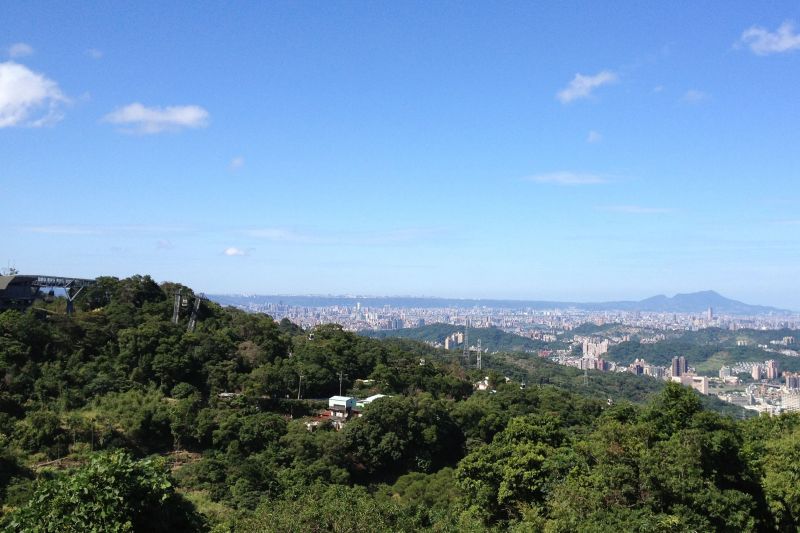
[
  {"xmin": 476, "ymin": 339, "xmax": 482, "ymax": 370},
  {"xmin": 172, "ymin": 290, "xmax": 182, "ymax": 324},
  {"xmin": 297, "ymin": 374, "xmax": 304, "ymax": 400},
  {"xmin": 338, "ymin": 371, "xmax": 346, "ymax": 396},
  {"xmin": 187, "ymin": 295, "xmax": 202, "ymax": 332}
]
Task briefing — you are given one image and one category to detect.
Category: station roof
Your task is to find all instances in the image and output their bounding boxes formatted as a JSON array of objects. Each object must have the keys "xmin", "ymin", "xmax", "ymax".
[{"xmin": 0, "ymin": 274, "xmax": 95, "ymax": 291}]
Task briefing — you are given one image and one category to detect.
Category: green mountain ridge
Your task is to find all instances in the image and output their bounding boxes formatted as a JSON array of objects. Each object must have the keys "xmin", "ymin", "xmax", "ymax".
[{"xmin": 363, "ymin": 323, "xmax": 556, "ymax": 353}]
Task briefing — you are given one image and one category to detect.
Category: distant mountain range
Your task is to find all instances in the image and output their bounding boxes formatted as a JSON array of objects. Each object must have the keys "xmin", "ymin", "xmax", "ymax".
[
  {"xmin": 589, "ymin": 290, "xmax": 787, "ymax": 315},
  {"xmin": 209, "ymin": 290, "xmax": 791, "ymax": 315}
]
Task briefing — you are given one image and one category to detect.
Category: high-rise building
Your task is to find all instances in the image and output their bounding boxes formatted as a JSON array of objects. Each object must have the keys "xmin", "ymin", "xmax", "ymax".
[
  {"xmin": 630, "ymin": 359, "xmax": 645, "ymax": 376},
  {"xmin": 751, "ymin": 364, "xmax": 762, "ymax": 381},
  {"xmin": 766, "ymin": 360, "xmax": 780, "ymax": 380},
  {"xmin": 671, "ymin": 356, "xmax": 688, "ymax": 377},
  {"xmin": 782, "ymin": 391, "xmax": 800, "ymax": 412},
  {"xmin": 707, "ymin": 307, "xmax": 713, "ymax": 321},
  {"xmin": 646, "ymin": 366, "xmax": 666, "ymax": 379},
  {"xmin": 785, "ymin": 372, "xmax": 800, "ymax": 390},
  {"xmin": 582, "ymin": 339, "xmax": 609, "ymax": 358}
]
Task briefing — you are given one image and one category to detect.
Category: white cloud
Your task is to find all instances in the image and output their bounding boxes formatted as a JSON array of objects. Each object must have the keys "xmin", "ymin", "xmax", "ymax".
[
  {"xmin": 556, "ymin": 70, "xmax": 617, "ymax": 103},
  {"xmin": 230, "ymin": 156, "xmax": 245, "ymax": 170},
  {"xmin": 682, "ymin": 89, "xmax": 708, "ymax": 103},
  {"xmin": 599, "ymin": 205, "xmax": 673, "ymax": 214},
  {"xmin": 103, "ymin": 102, "xmax": 209, "ymax": 134},
  {"xmin": 739, "ymin": 21, "xmax": 800, "ymax": 55},
  {"xmin": 86, "ymin": 48, "xmax": 103, "ymax": 59},
  {"xmin": 156, "ymin": 239, "xmax": 174, "ymax": 250},
  {"xmin": 525, "ymin": 171, "xmax": 608, "ymax": 186},
  {"xmin": 587, "ymin": 130, "xmax": 602, "ymax": 143},
  {"xmin": 7, "ymin": 42, "xmax": 34, "ymax": 58},
  {"xmin": 0, "ymin": 61, "xmax": 67, "ymax": 127},
  {"xmin": 223, "ymin": 247, "xmax": 247, "ymax": 256}
]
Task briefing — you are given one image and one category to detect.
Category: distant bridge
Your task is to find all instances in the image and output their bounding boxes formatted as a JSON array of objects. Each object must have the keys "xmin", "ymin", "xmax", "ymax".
[{"xmin": 0, "ymin": 273, "xmax": 96, "ymax": 313}]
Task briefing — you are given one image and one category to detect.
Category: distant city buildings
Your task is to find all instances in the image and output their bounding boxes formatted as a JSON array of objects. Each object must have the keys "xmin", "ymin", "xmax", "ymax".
[
  {"xmin": 671, "ymin": 356, "xmax": 688, "ymax": 377},
  {"xmin": 672, "ymin": 374, "xmax": 709, "ymax": 395},
  {"xmin": 220, "ymin": 295, "xmax": 800, "ymax": 414},
  {"xmin": 766, "ymin": 360, "xmax": 780, "ymax": 380},
  {"xmin": 582, "ymin": 339, "xmax": 609, "ymax": 358}
]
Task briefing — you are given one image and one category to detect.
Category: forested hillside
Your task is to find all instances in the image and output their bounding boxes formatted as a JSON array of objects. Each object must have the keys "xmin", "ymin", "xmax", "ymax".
[
  {"xmin": 1, "ymin": 275, "xmax": 800, "ymax": 531},
  {"xmin": 609, "ymin": 332, "xmax": 800, "ymax": 375},
  {"xmin": 364, "ymin": 323, "xmax": 557, "ymax": 353}
]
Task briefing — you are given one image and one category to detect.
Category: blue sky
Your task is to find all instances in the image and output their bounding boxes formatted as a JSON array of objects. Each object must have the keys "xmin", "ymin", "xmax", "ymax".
[{"xmin": 2, "ymin": 2, "xmax": 800, "ymax": 308}]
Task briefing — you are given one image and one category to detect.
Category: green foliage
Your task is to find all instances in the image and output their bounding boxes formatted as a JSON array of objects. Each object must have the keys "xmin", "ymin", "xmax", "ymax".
[
  {"xmin": 2, "ymin": 451, "xmax": 203, "ymax": 532},
  {"xmin": 377, "ymin": 467, "xmax": 462, "ymax": 514},
  {"xmin": 366, "ymin": 323, "xmax": 552, "ymax": 353},
  {"xmin": 12, "ymin": 410, "xmax": 66, "ymax": 459},
  {"xmin": 93, "ymin": 388, "xmax": 173, "ymax": 453},
  {"xmin": 237, "ymin": 484, "xmax": 418, "ymax": 533},
  {"xmin": 2, "ymin": 274, "xmax": 800, "ymax": 532},
  {"xmin": 343, "ymin": 395, "xmax": 463, "ymax": 479},
  {"xmin": 608, "ymin": 329, "xmax": 800, "ymax": 374},
  {"xmin": 457, "ymin": 415, "xmax": 568, "ymax": 522}
]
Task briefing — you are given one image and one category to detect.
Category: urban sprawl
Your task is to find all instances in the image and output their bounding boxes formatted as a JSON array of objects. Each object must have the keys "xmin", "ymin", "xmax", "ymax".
[{"xmin": 227, "ymin": 299, "xmax": 800, "ymax": 415}]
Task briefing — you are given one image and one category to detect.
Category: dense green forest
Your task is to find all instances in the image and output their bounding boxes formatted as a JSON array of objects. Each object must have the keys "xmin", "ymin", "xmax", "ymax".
[
  {"xmin": 2, "ymin": 275, "xmax": 800, "ymax": 531},
  {"xmin": 609, "ymin": 337, "xmax": 800, "ymax": 375}
]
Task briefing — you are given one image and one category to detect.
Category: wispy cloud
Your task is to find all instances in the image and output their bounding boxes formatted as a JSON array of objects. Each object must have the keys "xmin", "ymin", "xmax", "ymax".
[
  {"xmin": 223, "ymin": 247, "xmax": 247, "ymax": 256},
  {"xmin": 156, "ymin": 239, "xmax": 175, "ymax": 250},
  {"xmin": 598, "ymin": 205, "xmax": 674, "ymax": 214},
  {"xmin": 7, "ymin": 42, "xmax": 34, "ymax": 58},
  {"xmin": 524, "ymin": 172, "xmax": 608, "ymax": 186},
  {"xmin": 245, "ymin": 228, "xmax": 310, "ymax": 242},
  {"xmin": 244, "ymin": 226, "xmax": 444, "ymax": 246},
  {"xmin": 24, "ymin": 225, "xmax": 103, "ymax": 235},
  {"xmin": 103, "ymin": 102, "xmax": 209, "ymax": 134},
  {"xmin": 19, "ymin": 224, "xmax": 190, "ymax": 235},
  {"xmin": 587, "ymin": 130, "xmax": 602, "ymax": 143},
  {"xmin": 739, "ymin": 21, "xmax": 800, "ymax": 55},
  {"xmin": 230, "ymin": 156, "xmax": 245, "ymax": 171},
  {"xmin": 0, "ymin": 61, "xmax": 67, "ymax": 127},
  {"xmin": 556, "ymin": 70, "xmax": 617, "ymax": 103},
  {"xmin": 86, "ymin": 48, "xmax": 103, "ymax": 59},
  {"xmin": 682, "ymin": 89, "xmax": 708, "ymax": 103}
]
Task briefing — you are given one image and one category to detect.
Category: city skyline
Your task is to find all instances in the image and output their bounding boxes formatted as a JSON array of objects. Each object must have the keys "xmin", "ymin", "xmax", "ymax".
[{"xmin": 3, "ymin": 2, "xmax": 800, "ymax": 308}]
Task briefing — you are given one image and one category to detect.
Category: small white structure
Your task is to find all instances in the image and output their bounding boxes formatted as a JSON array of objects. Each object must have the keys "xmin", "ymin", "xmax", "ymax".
[
  {"xmin": 357, "ymin": 394, "xmax": 387, "ymax": 409},
  {"xmin": 328, "ymin": 396, "xmax": 356, "ymax": 419}
]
